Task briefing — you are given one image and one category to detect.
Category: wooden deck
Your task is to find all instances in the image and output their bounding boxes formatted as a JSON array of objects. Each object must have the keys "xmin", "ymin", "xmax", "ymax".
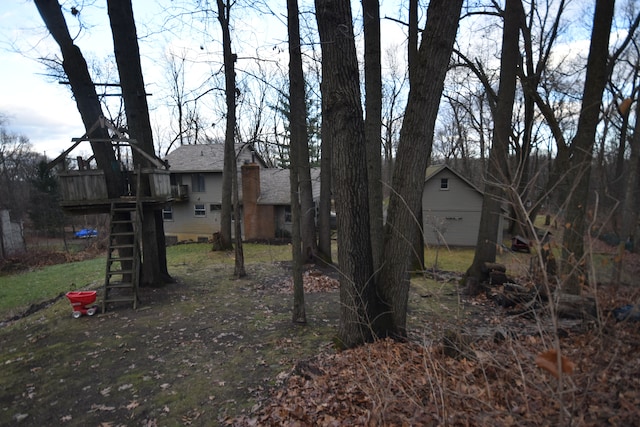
[{"xmin": 58, "ymin": 168, "xmax": 173, "ymax": 214}]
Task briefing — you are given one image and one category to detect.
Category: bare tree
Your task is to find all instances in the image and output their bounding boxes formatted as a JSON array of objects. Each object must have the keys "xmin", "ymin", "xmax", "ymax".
[
  {"xmin": 381, "ymin": 46, "xmax": 407, "ymax": 186},
  {"xmin": 613, "ymin": 94, "xmax": 639, "ymax": 283},
  {"xmin": 163, "ymin": 48, "xmax": 209, "ymax": 154},
  {"xmin": 562, "ymin": 0, "xmax": 615, "ymax": 294},
  {"xmin": 0, "ymin": 123, "xmax": 40, "ymax": 220},
  {"xmin": 376, "ymin": 0, "xmax": 463, "ymax": 338},
  {"xmin": 465, "ymin": 0, "xmax": 522, "ymax": 284},
  {"xmin": 217, "ymin": 0, "xmax": 237, "ymax": 252},
  {"xmin": 287, "ymin": 0, "xmax": 307, "ymax": 324},
  {"xmin": 315, "ymin": 0, "xmax": 376, "ymax": 347},
  {"xmin": 33, "ymin": 0, "xmax": 124, "ymax": 199},
  {"xmin": 363, "ymin": 0, "xmax": 384, "ymax": 274},
  {"xmin": 107, "ymin": 0, "xmax": 172, "ymax": 286}
]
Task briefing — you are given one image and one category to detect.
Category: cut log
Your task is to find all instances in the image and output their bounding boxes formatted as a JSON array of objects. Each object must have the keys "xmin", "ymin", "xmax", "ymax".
[
  {"xmin": 554, "ymin": 293, "xmax": 597, "ymax": 319},
  {"xmin": 491, "ymin": 283, "xmax": 537, "ymax": 308},
  {"xmin": 489, "ymin": 271, "xmax": 509, "ymax": 286},
  {"xmin": 481, "ymin": 262, "xmax": 506, "ymax": 274}
]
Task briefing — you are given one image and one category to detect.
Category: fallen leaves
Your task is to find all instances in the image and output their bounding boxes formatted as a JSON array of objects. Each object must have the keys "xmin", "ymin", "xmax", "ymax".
[
  {"xmin": 535, "ymin": 349, "xmax": 575, "ymax": 378},
  {"xmin": 232, "ymin": 283, "xmax": 640, "ymax": 427},
  {"xmin": 275, "ymin": 269, "xmax": 340, "ymax": 294}
]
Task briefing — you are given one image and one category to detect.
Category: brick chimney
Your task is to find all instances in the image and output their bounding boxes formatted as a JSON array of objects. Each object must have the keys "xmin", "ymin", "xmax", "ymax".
[{"xmin": 241, "ymin": 163, "xmax": 260, "ymax": 240}]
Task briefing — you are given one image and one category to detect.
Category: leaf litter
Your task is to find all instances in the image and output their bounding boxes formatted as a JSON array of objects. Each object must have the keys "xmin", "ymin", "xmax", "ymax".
[{"xmin": 1, "ymin": 254, "xmax": 639, "ymax": 426}]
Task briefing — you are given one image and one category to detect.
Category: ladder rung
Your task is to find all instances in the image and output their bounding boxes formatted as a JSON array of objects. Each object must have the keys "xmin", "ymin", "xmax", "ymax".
[
  {"xmin": 106, "ymin": 282, "xmax": 134, "ymax": 289},
  {"xmin": 104, "ymin": 297, "xmax": 137, "ymax": 303},
  {"xmin": 108, "ymin": 269, "xmax": 135, "ymax": 276},
  {"xmin": 107, "ymin": 256, "xmax": 134, "ymax": 263},
  {"xmin": 109, "ymin": 245, "xmax": 135, "ymax": 250}
]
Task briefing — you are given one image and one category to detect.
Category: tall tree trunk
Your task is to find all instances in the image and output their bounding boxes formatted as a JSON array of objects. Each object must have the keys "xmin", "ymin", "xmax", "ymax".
[
  {"xmin": 288, "ymin": 0, "xmax": 307, "ymax": 323},
  {"xmin": 107, "ymin": 0, "xmax": 171, "ymax": 286},
  {"xmin": 217, "ymin": 0, "xmax": 236, "ymax": 251},
  {"xmin": 315, "ymin": 0, "xmax": 376, "ymax": 348},
  {"xmin": 613, "ymin": 96, "xmax": 639, "ymax": 284},
  {"xmin": 34, "ymin": 0, "xmax": 123, "ymax": 197},
  {"xmin": 232, "ymin": 161, "xmax": 246, "ymax": 277},
  {"xmin": 363, "ymin": 0, "xmax": 384, "ymax": 274},
  {"xmin": 562, "ymin": 0, "xmax": 615, "ymax": 294},
  {"xmin": 406, "ymin": 0, "xmax": 425, "ymax": 273},
  {"xmin": 317, "ymin": 82, "xmax": 333, "ymax": 264},
  {"xmin": 465, "ymin": 0, "xmax": 522, "ymax": 283},
  {"xmin": 408, "ymin": 0, "xmax": 418, "ymax": 83},
  {"xmin": 297, "ymin": 104, "xmax": 317, "ymax": 261},
  {"xmin": 376, "ymin": 0, "xmax": 463, "ymax": 338}
]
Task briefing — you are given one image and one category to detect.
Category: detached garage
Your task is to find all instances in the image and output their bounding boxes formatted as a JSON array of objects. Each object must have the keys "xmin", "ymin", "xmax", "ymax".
[{"xmin": 422, "ymin": 164, "xmax": 503, "ymax": 247}]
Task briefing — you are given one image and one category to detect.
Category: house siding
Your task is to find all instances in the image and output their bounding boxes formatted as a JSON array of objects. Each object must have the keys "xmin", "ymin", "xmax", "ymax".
[
  {"xmin": 163, "ymin": 172, "xmax": 227, "ymax": 241},
  {"xmin": 422, "ymin": 167, "xmax": 485, "ymax": 247}
]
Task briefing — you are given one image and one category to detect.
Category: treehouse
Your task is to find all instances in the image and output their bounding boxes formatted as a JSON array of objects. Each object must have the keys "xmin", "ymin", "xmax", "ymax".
[
  {"xmin": 57, "ymin": 166, "xmax": 172, "ymax": 214},
  {"xmin": 50, "ymin": 116, "xmax": 174, "ymax": 313},
  {"xmin": 51, "ymin": 116, "xmax": 173, "ymax": 214}
]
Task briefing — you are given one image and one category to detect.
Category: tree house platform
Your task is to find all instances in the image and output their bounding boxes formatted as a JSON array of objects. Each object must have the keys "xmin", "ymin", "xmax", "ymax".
[{"xmin": 58, "ymin": 168, "xmax": 173, "ymax": 215}]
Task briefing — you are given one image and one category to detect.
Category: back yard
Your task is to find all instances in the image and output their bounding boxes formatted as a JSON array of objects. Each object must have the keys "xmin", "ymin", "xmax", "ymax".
[{"xmin": 1, "ymin": 241, "xmax": 639, "ymax": 426}]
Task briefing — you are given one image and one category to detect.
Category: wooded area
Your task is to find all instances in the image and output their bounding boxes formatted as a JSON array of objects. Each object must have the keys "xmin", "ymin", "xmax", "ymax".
[{"xmin": 1, "ymin": 0, "xmax": 639, "ymax": 367}]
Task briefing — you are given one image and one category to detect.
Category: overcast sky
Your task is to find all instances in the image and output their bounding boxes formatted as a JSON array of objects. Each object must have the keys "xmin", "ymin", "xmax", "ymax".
[
  {"xmin": 0, "ymin": 1, "xmax": 84, "ymax": 156},
  {"xmin": 0, "ymin": 1, "xmax": 416, "ymax": 159},
  {"xmin": 0, "ymin": 0, "xmax": 602, "ymax": 161},
  {"xmin": 0, "ymin": 1, "xmax": 170, "ymax": 157}
]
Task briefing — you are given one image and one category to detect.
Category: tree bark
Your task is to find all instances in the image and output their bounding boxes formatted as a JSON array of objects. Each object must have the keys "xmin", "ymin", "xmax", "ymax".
[
  {"xmin": 217, "ymin": 0, "xmax": 236, "ymax": 251},
  {"xmin": 363, "ymin": 0, "xmax": 384, "ymax": 275},
  {"xmin": 613, "ymin": 97, "xmax": 639, "ymax": 284},
  {"xmin": 315, "ymin": 0, "xmax": 376, "ymax": 348},
  {"xmin": 376, "ymin": 0, "xmax": 463, "ymax": 338},
  {"xmin": 287, "ymin": 0, "xmax": 307, "ymax": 323},
  {"xmin": 465, "ymin": 0, "xmax": 522, "ymax": 284},
  {"xmin": 406, "ymin": 0, "xmax": 425, "ymax": 273},
  {"xmin": 316, "ymin": 82, "xmax": 333, "ymax": 264},
  {"xmin": 562, "ymin": 0, "xmax": 615, "ymax": 294},
  {"xmin": 107, "ymin": 0, "xmax": 171, "ymax": 286}
]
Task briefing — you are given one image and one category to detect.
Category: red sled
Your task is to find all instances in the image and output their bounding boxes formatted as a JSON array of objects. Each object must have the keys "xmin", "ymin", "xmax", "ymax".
[{"xmin": 66, "ymin": 291, "xmax": 98, "ymax": 318}]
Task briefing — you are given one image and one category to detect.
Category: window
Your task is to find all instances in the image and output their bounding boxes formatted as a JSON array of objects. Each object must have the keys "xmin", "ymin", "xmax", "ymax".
[
  {"xmin": 440, "ymin": 178, "xmax": 449, "ymax": 190},
  {"xmin": 191, "ymin": 173, "xmax": 205, "ymax": 192},
  {"xmin": 162, "ymin": 207, "xmax": 173, "ymax": 221},
  {"xmin": 284, "ymin": 206, "xmax": 292, "ymax": 223},
  {"xmin": 210, "ymin": 204, "xmax": 221, "ymax": 212},
  {"xmin": 194, "ymin": 203, "xmax": 206, "ymax": 217}
]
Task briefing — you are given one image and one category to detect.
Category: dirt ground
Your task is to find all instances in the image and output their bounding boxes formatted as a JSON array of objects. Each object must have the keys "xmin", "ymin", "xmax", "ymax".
[
  {"xmin": 2, "ymin": 245, "xmax": 640, "ymax": 426},
  {"xmin": 0, "ymin": 259, "xmax": 344, "ymax": 426}
]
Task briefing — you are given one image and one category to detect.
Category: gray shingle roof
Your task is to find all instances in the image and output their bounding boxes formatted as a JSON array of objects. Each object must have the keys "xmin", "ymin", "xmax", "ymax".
[
  {"xmin": 258, "ymin": 168, "xmax": 321, "ymax": 205},
  {"xmin": 164, "ymin": 144, "xmax": 262, "ymax": 172},
  {"xmin": 425, "ymin": 163, "xmax": 484, "ymax": 195}
]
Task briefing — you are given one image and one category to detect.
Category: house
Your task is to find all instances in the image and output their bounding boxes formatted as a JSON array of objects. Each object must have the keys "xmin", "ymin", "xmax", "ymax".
[
  {"xmin": 162, "ymin": 143, "xmax": 321, "ymax": 243},
  {"xmin": 162, "ymin": 143, "xmax": 267, "ymax": 243},
  {"xmin": 422, "ymin": 164, "xmax": 503, "ymax": 247}
]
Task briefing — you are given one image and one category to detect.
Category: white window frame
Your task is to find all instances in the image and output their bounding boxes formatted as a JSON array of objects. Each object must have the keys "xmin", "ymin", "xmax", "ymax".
[
  {"xmin": 162, "ymin": 207, "xmax": 173, "ymax": 221},
  {"xmin": 194, "ymin": 203, "xmax": 206, "ymax": 217}
]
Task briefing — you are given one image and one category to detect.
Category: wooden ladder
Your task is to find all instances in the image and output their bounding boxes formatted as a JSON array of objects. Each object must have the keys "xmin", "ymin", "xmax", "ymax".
[{"xmin": 102, "ymin": 193, "xmax": 142, "ymax": 313}]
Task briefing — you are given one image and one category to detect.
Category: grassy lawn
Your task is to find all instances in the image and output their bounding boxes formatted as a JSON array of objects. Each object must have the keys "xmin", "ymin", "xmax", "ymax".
[
  {"xmin": 0, "ymin": 237, "xmax": 627, "ymax": 320},
  {"xmin": 0, "ymin": 241, "xmax": 522, "ymax": 320},
  {"xmin": 0, "ymin": 243, "xmax": 293, "ymax": 319},
  {"xmin": 0, "ymin": 258, "xmax": 104, "ymax": 317}
]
